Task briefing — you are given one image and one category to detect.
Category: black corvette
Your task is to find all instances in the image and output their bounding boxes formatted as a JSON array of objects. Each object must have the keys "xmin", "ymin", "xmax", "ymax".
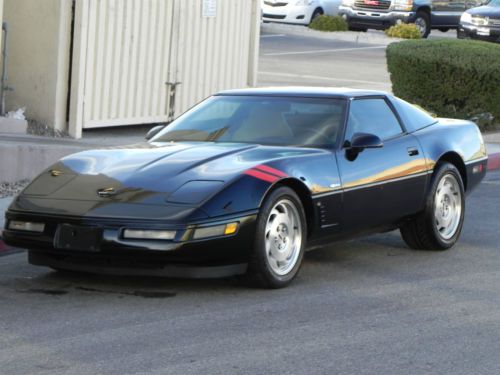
[{"xmin": 3, "ymin": 88, "xmax": 488, "ymax": 288}]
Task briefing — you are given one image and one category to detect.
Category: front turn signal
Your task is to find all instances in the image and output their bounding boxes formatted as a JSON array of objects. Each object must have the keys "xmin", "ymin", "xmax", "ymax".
[{"xmin": 224, "ymin": 223, "xmax": 238, "ymax": 235}]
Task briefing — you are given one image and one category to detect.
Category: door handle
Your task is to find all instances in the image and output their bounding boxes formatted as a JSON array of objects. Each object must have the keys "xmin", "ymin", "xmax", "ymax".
[{"xmin": 407, "ymin": 147, "xmax": 419, "ymax": 157}]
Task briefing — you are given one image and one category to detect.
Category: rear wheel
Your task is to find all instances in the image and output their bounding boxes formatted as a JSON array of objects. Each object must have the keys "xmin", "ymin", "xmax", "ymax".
[
  {"xmin": 414, "ymin": 11, "xmax": 431, "ymax": 38},
  {"xmin": 400, "ymin": 162, "xmax": 465, "ymax": 250},
  {"xmin": 246, "ymin": 187, "xmax": 307, "ymax": 288},
  {"xmin": 310, "ymin": 8, "xmax": 323, "ymax": 24}
]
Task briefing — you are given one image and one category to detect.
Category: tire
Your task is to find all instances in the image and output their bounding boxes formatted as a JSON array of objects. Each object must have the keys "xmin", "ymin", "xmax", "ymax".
[
  {"xmin": 400, "ymin": 162, "xmax": 465, "ymax": 251},
  {"xmin": 310, "ymin": 8, "xmax": 323, "ymax": 24},
  {"xmin": 414, "ymin": 11, "xmax": 431, "ymax": 38},
  {"xmin": 348, "ymin": 25, "xmax": 368, "ymax": 32},
  {"xmin": 246, "ymin": 187, "xmax": 307, "ymax": 288},
  {"xmin": 457, "ymin": 29, "xmax": 467, "ymax": 39}
]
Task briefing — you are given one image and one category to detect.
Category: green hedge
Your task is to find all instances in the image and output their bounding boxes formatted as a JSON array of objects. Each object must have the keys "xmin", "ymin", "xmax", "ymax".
[
  {"xmin": 385, "ymin": 23, "xmax": 421, "ymax": 39},
  {"xmin": 309, "ymin": 15, "xmax": 348, "ymax": 32},
  {"xmin": 386, "ymin": 39, "xmax": 500, "ymax": 129}
]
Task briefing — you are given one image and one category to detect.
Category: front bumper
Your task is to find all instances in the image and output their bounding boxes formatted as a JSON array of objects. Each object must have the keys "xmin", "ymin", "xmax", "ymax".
[
  {"xmin": 458, "ymin": 23, "xmax": 500, "ymax": 42},
  {"xmin": 339, "ymin": 6, "xmax": 414, "ymax": 29},
  {"xmin": 3, "ymin": 211, "xmax": 258, "ymax": 277},
  {"xmin": 262, "ymin": 4, "xmax": 314, "ymax": 25}
]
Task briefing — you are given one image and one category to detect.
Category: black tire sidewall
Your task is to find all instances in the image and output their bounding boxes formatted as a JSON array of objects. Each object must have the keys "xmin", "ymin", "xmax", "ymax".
[
  {"xmin": 253, "ymin": 187, "xmax": 307, "ymax": 288},
  {"xmin": 310, "ymin": 8, "xmax": 323, "ymax": 24},
  {"xmin": 425, "ymin": 163, "xmax": 465, "ymax": 249},
  {"xmin": 415, "ymin": 12, "xmax": 430, "ymax": 38}
]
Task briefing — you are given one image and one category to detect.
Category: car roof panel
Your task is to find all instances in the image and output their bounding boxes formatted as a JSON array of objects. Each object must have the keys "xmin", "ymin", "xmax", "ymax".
[{"xmin": 216, "ymin": 86, "xmax": 387, "ymax": 99}]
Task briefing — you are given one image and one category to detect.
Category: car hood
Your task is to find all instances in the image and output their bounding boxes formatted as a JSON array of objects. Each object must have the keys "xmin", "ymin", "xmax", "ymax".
[
  {"xmin": 20, "ymin": 142, "xmax": 318, "ymax": 206},
  {"xmin": 467, "ymin": 5, "xmax": 500, "ymax": 17}
]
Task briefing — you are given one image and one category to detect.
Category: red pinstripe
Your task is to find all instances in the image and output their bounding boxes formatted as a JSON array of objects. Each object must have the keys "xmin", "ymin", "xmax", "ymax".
[
  {"xmin": 244, "ymin": 169, "xmax": 280, "ymax": 183},
  {"xmin": 254, "ymin": 165, "xmax": 288, "ymax": 178}
]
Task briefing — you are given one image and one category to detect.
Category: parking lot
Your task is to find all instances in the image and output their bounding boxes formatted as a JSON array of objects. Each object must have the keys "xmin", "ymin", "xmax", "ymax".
[
  {"xmin": 259, "ymin": 26, "xmax": 457, "ymax": 89},
  {"xmin": 1, "ymin": 30, "xmax": 500, "ymax": 374},
  {"xmin": 259, "ymin": 32, "xmax": 392, "ymax": 91}
]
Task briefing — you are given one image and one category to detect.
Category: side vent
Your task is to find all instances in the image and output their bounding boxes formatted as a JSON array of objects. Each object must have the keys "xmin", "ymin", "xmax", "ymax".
[{"xmin": 317, "ymin": 201, "xmax": 328, "ymax": 226}]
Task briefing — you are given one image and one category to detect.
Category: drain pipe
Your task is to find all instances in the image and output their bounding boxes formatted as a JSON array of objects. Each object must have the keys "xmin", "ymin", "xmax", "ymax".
[{"xmin": 1, "ymin": 22, "xmax": 8, "ymax": 116}]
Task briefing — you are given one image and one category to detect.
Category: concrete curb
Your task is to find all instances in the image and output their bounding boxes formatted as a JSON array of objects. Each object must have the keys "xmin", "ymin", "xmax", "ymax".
[
  {"xmin": 0, "ymin": 239, "xmax": 8, "ymax": 252},
  {"xmin": 0, "ymin": 142, "xmax": 89, "ymax": 183},
  {"xmin": 0, "ymin": 196, "xmax": 13, "ymax": 255},
  {"xmin": 0, "ymin": 244, "xmax": 24, "ymax": 257},
  {"xmin": 488, "ymin": 152, "xmax": 500, "ymax": 171},
  {"xmin": 261, "ymin": 23, "xmax": 402, "ymax": 46}
]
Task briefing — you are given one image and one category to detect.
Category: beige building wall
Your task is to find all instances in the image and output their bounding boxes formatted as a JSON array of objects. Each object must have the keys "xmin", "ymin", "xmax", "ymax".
[{"xmin": 3, "ymin": 0, "xmax": 72, "ymax": 132}]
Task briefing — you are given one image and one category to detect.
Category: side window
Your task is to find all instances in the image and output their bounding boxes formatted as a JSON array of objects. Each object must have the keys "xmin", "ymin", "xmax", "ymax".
[{"xmin": 345, "ymin": 98, "xmax": 403, "ymax": 142}]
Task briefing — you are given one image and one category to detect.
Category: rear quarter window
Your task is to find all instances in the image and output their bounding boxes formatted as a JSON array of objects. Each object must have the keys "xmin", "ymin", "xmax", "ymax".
[{"xmin": 391, "ymin": 97, "xmax": 437, "ymax": 133}]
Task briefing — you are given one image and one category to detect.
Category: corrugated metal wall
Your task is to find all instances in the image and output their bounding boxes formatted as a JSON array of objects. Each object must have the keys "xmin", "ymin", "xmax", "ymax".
[
  {"xmin": 174, "ymin": 0, "xmax": 257, "ymax": 115},
  {"xmin": 69, "ymin": 0, "xmax": 260, "ymax": 138}
]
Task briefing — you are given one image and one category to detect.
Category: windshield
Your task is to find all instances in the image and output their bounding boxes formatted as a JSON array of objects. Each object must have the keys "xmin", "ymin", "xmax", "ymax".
[
  {"xmin": 152, "ymin": 96, "xmax": 347, "ymax": 147},
  {"xmin": 487, "ymin": 0, "xmax": 500, "ymax": 6}
]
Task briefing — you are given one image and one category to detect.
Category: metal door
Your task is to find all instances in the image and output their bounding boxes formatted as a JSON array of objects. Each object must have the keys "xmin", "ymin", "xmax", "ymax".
[
  {"xmin": 70, "ymin": 0, "xmax": 176, "ymax": 134},
  {"xmin": 69, "ymin": 0, "xmax": 260, "ymax": 138}
]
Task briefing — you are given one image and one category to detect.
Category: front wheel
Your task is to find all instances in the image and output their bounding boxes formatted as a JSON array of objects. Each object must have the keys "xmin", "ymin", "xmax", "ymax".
[
  {"xmin": 309, "ymin": 8, "xmax": 323, "ymax": 24},
  {"xmin": 414, "ymin": 11, "xmax": 431, "ymax": 38},
  {"xmin": 400, "ymin": 162, "xmax": 465, "ymax": 250},
  {"xmin": 246, "ymin": 187, "xmax": 307, "ymax": 288}
]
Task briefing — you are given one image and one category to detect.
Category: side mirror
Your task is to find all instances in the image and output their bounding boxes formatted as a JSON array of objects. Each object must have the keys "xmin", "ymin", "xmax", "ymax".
[
  {"xmin": 349, "ymin": 132, "xmax": 383, "ymax": 150},
  {"xmin": 145, "ymin": 125, "xmax": 166, "ymax": 140},
  {"xmin": 344, "ymin": 133, "xmax": 383, "ymax": 161}
]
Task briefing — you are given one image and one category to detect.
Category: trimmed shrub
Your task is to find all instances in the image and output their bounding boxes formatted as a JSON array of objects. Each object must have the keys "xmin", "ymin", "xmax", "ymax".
[
  {"xmin": 385, "ymin": 23, "xmax": 421, "ymax": 39},
  {"xmin": 387, "ymin": 39, "xmax": 500, "ymax": 130},
  {"xmin": 309, "ymin": 15, "xmax": 348, "ymax": 32}
]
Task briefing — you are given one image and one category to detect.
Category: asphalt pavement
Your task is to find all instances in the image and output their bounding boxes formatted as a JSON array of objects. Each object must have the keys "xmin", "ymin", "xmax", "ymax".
[
  {"xmin": 0, "ymin": 171, "xmax": 499, "ymax": 375},
  {"xmin": 259, "ymin": 32, "xmax": 392, "ymax": 91}
]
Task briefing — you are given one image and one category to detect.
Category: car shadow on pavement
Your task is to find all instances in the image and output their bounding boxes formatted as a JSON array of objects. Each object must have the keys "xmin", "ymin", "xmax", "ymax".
[
  {"xmin": 8, "ymin": 266, "xmax": 254, "ymax": 298},
  {"xmin": 305, "ymin": 232, "xmax": 410, "ymax": 264}
]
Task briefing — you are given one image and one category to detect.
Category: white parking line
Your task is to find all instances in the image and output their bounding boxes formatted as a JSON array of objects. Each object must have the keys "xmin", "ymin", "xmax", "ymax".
[
  {"xmin": 259, "ymin": 71, "xmax": 390, "ymax": 87},
  {"xmin": 264, "ymin": 45, "xmax": 386, "ymax": 56},
  {"xmin": 261, "ymin": 34, "xmax": 286, "ymax": 38}
]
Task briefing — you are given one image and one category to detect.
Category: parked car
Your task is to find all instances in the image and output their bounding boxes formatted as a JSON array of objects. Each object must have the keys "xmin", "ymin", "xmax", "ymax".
[
  {"xmin": 458, "ymin": 0, "xmax": 500, "ymax": 42},
  {"xmin": 338, "ymin": 0, "xmax": 484, "ymax": 37},
  {"xmin": 3, "ymin": 88, "xmax": 487, "ymax": 288},
  {"xmin": 262, "ymin": 0, "xmax": 342, "ymax": 25}
]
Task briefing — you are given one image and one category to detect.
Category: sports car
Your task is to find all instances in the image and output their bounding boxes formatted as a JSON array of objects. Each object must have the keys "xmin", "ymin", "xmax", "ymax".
[{"xmin": 3, "ymin": 87, "xmax": 488, "ymax": 288}]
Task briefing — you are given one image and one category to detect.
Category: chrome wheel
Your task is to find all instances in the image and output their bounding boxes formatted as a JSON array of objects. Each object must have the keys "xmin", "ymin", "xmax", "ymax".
[
  {"xmin": 434, "ymin": 173, "xmax": 462, "ymax": 240},
  {"xmin": 265, "ymin": 199, "xmax": 303, "ymax": 276},
  {"xmin": 415, "ymin": 17, "xmax": 427, "ymax": 36}
]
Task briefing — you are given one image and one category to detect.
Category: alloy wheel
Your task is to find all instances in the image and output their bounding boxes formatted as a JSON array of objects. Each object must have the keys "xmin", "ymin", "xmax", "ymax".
[
  {"xmin": 434, "ymin": 173, "xmax": 462, "ymax": 240},
  {"xmin": 265, "ymin": 199, "xmax": 303, "ymax": 276}
]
